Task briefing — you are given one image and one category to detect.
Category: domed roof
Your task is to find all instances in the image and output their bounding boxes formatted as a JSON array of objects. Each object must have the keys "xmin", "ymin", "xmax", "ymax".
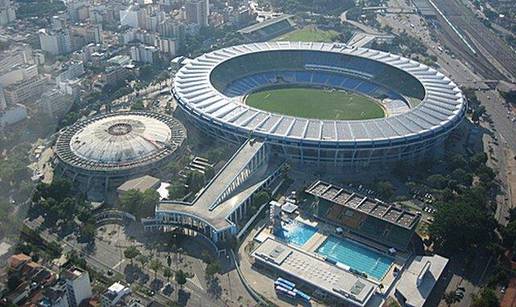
[
  {"xmin": 69, "ymin": 114, "xmax": 172, "ymax": 164},
  {"xmin": 55, "ymin": 111, "xmax": 186, "ymax": 172}
]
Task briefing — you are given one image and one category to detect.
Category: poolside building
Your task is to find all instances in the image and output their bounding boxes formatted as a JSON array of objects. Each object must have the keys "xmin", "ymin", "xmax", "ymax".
[
  {"xmin": 252, "ymin": 237, "xmax": 377, "ymax": 306},
  {"xmin": 394, "ymin": 254, "xmax": 449, "ymax": 307},
  {"xmin": 306, "ymin": 181, "xmax": 421, "ymax": 250}
]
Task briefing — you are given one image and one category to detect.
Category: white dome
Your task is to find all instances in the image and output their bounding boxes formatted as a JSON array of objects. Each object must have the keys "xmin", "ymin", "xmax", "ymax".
[{"xmin": 69, "ymin": 114, "xmax": 172, "ymax": 164}]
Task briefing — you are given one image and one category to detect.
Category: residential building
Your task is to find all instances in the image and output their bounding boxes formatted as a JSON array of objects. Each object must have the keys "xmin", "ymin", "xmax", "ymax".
[
  {"xmin": 70, "ymin": 23, "xmax": 102, "ymax": 47},
  {"xmin": 39, "ymin": 29, "xmax": 73, "ymax": 55},
  {"xmin": 0, "ymin": 45, "xmax": 34, "ymax": 74},
  {"xmin": 101, "ymin": 282, "xmax": 131, "ymax": 306},
  {"xmin": 37, "ymin": 89, "xmax": 74, "ymax": 120},
  {"xmin": 0, "ymin": 85, "xmax": 6, "ymax": 111},
  {"xmin": 0, "ymin": 0, "xmax": 15, "ymax": 25},
  {"xmin": 93, "ymin": 64, "xmax": 135, "ymax": 91},
  {"xmin": 0, "ymin": 64, "xmax": 38, "ymax": 87},
  {"xmin": 157, "ymin": 18, "xmax": 185, "ymax": 41},
  {"xmin": 41, "ymin": 281, "xmax": 70, "ymax": 307},
  {"xmin": 155, "ymin": 36, "xmax": 177, "ymax": 57},
  {"xmin": 120, "ymin": 5, "xmax": 143, "ymax": 28},
  {"xmin": 130, "ymin": 44, "xmax": 158, "ymax": 64},
  {"xmin": 61, "ymin": 266, "xmax": 92, "ymax": 307},
  {"xmin": 56, "ymin": 61, "xmax": 85, "ymax": 84},
  {"xmin": 3, "ymin": 75, "xmax": 48, "ymax": 105},
  {"xmin": 107, "ymin": 55, "xmax": 132, "ymax": 67},
  {"xmin": 185, "ymin": 0, "xmax": 209, "ymax": 27},
  {"xmin": 58, "ymin": 78, "xmax": 82, "ymax": 97}
]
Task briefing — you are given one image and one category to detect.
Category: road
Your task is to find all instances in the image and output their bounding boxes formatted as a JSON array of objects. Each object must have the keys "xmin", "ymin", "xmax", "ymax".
[{"xmin": 476, "ymin": 90, "xmax": 515, "ymax": 225}]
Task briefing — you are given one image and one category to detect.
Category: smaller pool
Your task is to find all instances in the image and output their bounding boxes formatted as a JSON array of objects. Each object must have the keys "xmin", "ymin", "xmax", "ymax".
[
  {"xmin": 275, "ymin": 221, "xmax": 317, "ymax": 247},
  {"xmin": 317, "ymin": 236, "xmax": 393, "ymax": 281}
]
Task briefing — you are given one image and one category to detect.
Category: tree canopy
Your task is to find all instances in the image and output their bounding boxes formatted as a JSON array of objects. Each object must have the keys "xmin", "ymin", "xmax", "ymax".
[
  {"xmin": 429, "ymin": 201, "xmax": 496, "ymax": 252},
  {"xmin": 119, "ymin": 189, "xmax": 160, "ymax": 218},
  {"xmin": 270, "ymin": 0, "xmax": 354, "ymax": 15}
]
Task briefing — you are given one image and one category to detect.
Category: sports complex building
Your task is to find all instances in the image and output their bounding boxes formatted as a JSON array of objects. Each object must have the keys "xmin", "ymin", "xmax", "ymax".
[
  {"xmin": 173, "ymin": 42, "xmax": 466, "ymax": 167},
  {"xmin": 54, "ymin": 111, "xmax": 186, "ymax": 192}
]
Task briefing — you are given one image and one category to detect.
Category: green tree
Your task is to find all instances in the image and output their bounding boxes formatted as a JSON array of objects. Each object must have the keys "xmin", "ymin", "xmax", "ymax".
[
  {"xmin": 136, "ymin": 254, "xmax": 148, "ymax": 270},
  {"xmin": 429, "ymin": 202, "xmax": 496, "ymax": 252},
  {"xmin": 175, "ymin": 269, "xmax": 187, "ymax": 289},
  {"xmin": 187, "ymin": 171, "xmax": 205, "ymax": 194},
  {"xmin": 168, "ymin": 182, "xmax": 186, "ymax": 200},
  {"xmin": 167, "ymin": 254, "xmax": 172, "ymax": 267},
  {"xmin": 119, "ymin": 189, "xmax": 142, "ymax": 215},
  {"xmin": 205, "ymin": 261, "xmax": 221, "ymax": 280},
  {"xmin": 502, "ymin": 220, "xmax": 516, "ymax": 248},
  {"xmin": 427, "ymin": 174, "xmax": 448, "ymax": 189},
  {"xmin": 375, "ymin": 181, "xmax": 395, "ymax": 199},
  {"xmin": 119, "ymin": 189, "xmax": 159, "ymax": 218},
  {"xmin": 165, "ymin": 161, "xmax": 182, "ymax": 175},
  {"xmin": 131, "ymin": 99, "xmax": 145, "ymax": 110},
  {"xmin": 450, "ymin": 169, "xmax": 472, "ymax": 186},
  {"xmin": 163, "ymin": 267, "xmax": 173, "ymax": 282},
  {"xmin": 443, "ymin": 290, "xmax": 463, "ymax": 307},
  {"xmin": 149, "ymin": 258, "xmax": 162, "ymax": 280},
  {"xmin": 470, "ymin": 152, "xmax": 488, "ymax": 170},
  {"xmin": 251, "ymin": 191, "xmax": 270, "ymax": 212},
  {"xmin": 204, "ymin": 166, "xmax": 215, "ymax": 180},
  {"xmin": 79, "ymin": 223, "xmax": 96, "ymax": 243},
  {"xmin": 124, "ymin": 246, "xmax": 140, "ymax": 265},
  {"xmin": 141, "ymin": 189, "xmax": 160, "ymax": 218},
  {"xmin": 471, "ymin": 288, "xmax": 498, "ymax": 307}
]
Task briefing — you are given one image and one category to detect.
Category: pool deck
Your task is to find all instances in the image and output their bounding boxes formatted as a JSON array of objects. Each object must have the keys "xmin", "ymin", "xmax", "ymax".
[
  {"xmin": 303, "ymin": 232, "xmax": 328, "ymax": 252},
  {"xmin": 253, "ymin": 237, "xmax": 377, "ymax": 307},
  {"xmin": 255, "ymin": 215, "xmax": 410, "ymax": 292}
]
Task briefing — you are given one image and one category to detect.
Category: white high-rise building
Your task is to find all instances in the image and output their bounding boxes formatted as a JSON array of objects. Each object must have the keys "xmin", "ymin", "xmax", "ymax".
[
  {"xmin": 39, "ymin": 29, "xmax": 72, "ymax": 55},
  {"xmin": 155, "ymin": 36, "xmax": 177, "ymax": 57},
  {"xmin": 0, "ymin": 0, "xmax": 15, "ymax": 26},
  {"xmin": 62, "ymin": 267, "xmax": 92, "ymax": 307},
  {"xmin": 185, "ymin": 0, "xmax": 209, "ymax": 27},
  {"xmin": 119, "ymin": 5, "xmax": 143, "ymax": 28},
  {"xmin": 0, "ymin": 85, "xmax": 6, "ymax": 111},
  {"xmin": 130, "ymin": 44, "xmax": 158, "ymax": 64}
]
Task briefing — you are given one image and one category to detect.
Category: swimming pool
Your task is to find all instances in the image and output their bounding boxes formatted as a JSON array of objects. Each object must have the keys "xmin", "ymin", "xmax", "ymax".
[
  {"xmin": 275, "ymin": 221, "xmax": 317, "ymax": 247},
  {"xmin": 316, "ymin": 236, "xmax": 393, "ymax": 281}
]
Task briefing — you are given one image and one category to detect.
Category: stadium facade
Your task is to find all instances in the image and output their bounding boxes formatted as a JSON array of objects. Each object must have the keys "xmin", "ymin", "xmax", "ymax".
[
  {"xmin": 54, "ymin": 111, "xmax": 186, "ymax": 192},
  {"xmin": 172, "ymin": 42, "xmax": 466, "ymax": 167}
]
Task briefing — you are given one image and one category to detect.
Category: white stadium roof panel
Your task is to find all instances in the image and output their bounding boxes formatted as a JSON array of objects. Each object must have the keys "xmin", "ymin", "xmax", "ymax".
[{"xmin": 173, "ymin": 42, "xmax": 465, "ymax": 144}]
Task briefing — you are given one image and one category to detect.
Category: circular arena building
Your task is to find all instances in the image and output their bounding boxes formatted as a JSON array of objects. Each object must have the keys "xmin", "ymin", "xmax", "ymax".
[
  {"xmin": 172, "ymin": 42, "xmax": 466, "ymax": 167},
  {"xmin": 54, "ymin": 111, "xmax": 186, "ymax": 192}
]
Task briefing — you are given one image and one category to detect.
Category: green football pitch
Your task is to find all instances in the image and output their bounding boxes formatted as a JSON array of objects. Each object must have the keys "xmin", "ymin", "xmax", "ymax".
[{"xmin": 245, "ymin": 87, "xmax": 385, "ymax": 120}]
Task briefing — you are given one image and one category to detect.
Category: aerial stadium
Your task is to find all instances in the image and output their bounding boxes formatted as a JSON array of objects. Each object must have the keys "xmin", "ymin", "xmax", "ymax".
[
  {"xmin": 54, "ymin": 111, "xmax": 186, "ymax": 192},
  {"xmin": 172, "ymin": 42, "xmax": 466, "ymax": 167}
]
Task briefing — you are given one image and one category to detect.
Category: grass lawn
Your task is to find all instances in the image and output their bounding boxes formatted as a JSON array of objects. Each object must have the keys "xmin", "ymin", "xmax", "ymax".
[
  {"xmin": 274, "ymin": 26, "xmax": 339, "ymax": 43},
  {"xmin": 246, "ymin": 87, "xmax": 385, "ymax": 120}
]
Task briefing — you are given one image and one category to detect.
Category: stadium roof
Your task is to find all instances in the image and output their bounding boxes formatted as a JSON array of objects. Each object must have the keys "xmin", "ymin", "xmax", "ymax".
[
  {"xmin": 55, "ymin": 112, "xmax": 186, "ymax": 172},
  {"xmin": 173, "ymin": 42, "xmax": 465, "ymax": 144}
]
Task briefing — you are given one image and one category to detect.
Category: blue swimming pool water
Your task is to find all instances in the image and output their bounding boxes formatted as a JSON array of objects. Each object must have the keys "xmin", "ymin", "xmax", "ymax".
[
  {"xmin": 276, "ymin": 221, "xmax": 317, "ymax": 246},
  {"xmin": 316, "ymin": 236, "xmax": 393, "ymax": 281}
]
